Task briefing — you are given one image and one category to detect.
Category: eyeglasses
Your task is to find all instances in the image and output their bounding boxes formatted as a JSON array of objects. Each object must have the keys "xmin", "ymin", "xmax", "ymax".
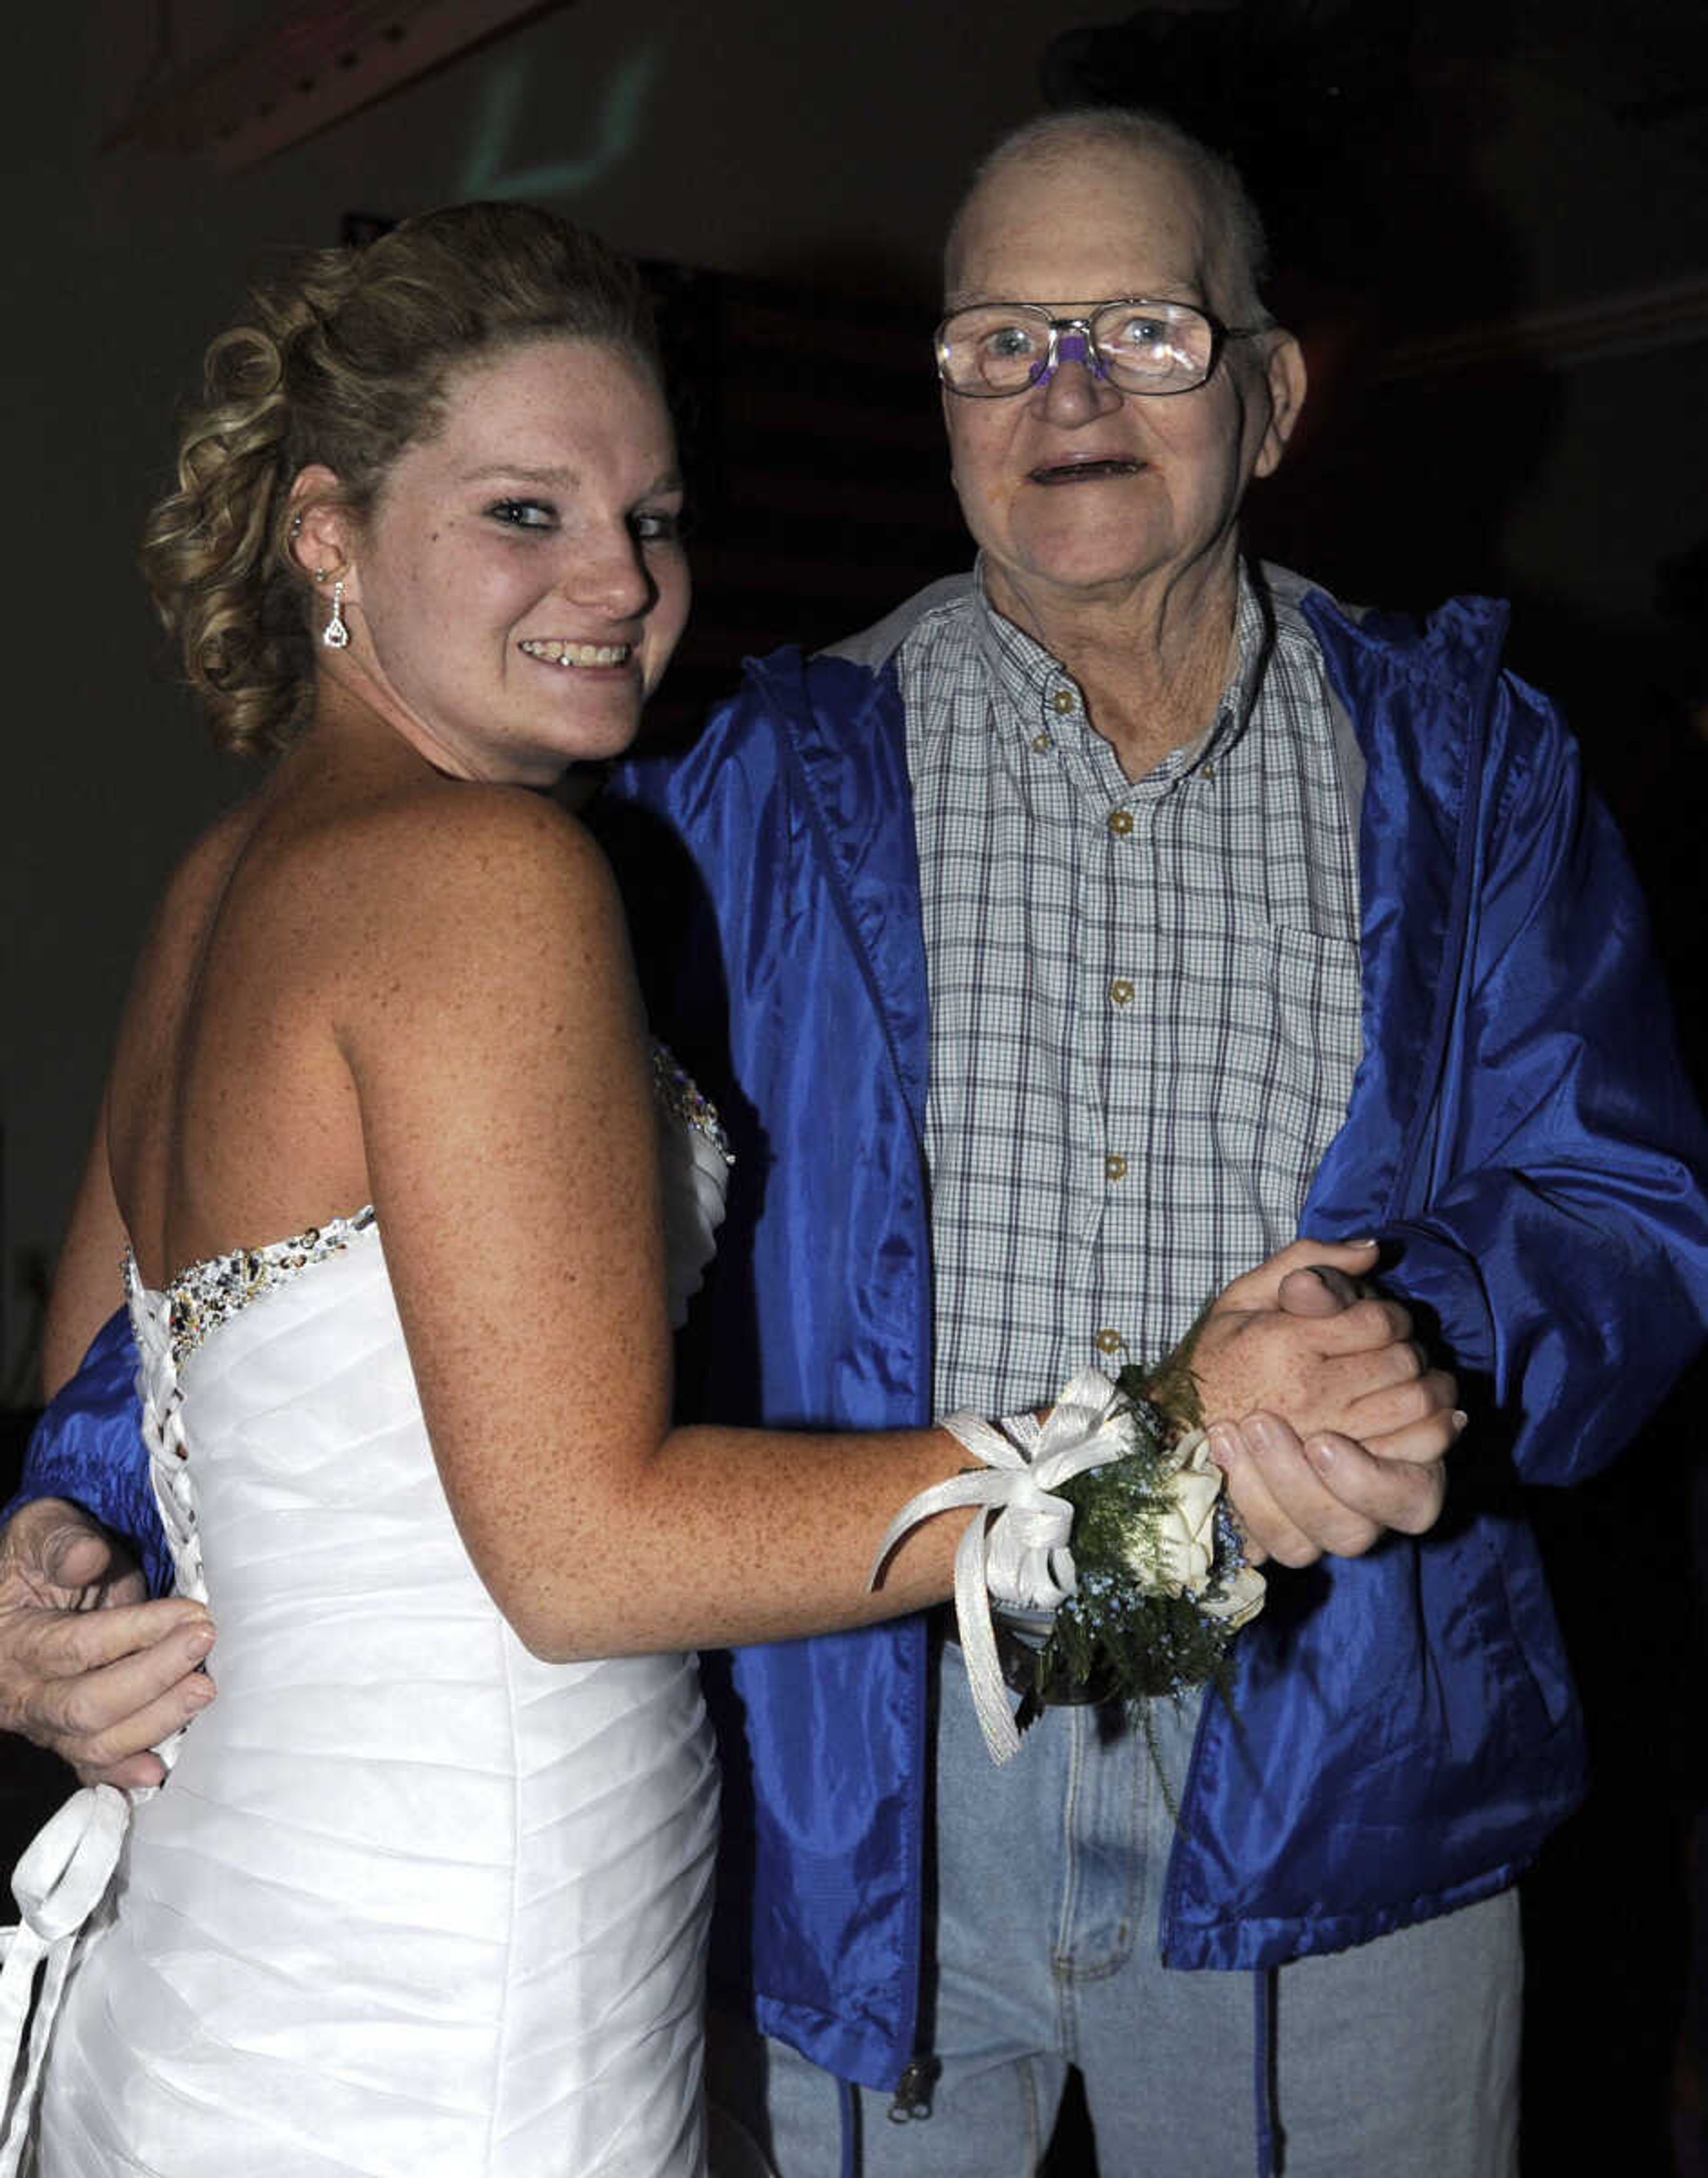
[{"xmin": 935, "ymin": 297, "xmax": 1267, "ymax": 399}]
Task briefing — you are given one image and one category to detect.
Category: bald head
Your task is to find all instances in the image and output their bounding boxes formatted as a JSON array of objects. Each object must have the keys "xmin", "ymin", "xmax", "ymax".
[{"xmin": 944, "ymin": 107, "xmax": 1270, "ymax": 327}]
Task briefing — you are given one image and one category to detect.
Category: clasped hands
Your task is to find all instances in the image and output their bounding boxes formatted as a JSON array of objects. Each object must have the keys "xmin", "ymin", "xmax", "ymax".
[{"xmin": 1191, "ymin": 1236, "xmax": 1462, "ymax": 1570}]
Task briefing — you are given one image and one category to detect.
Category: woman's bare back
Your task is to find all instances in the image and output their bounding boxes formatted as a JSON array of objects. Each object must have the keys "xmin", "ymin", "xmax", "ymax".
[{"xmin": 107, "ymin": 732, "xmax": 417, "ymax": 1293}]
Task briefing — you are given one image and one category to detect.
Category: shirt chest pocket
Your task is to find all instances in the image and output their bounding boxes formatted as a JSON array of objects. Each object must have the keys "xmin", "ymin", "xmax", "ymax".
[{"xmin": 1180, "ymin": 922, "xmax": 1365, "ymax": 1224}]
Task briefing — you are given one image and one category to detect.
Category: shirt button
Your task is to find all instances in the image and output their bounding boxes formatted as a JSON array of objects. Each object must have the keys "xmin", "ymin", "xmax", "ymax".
[
  {"xmin": 1031, "ymin": 730, "xmax": 1053, "ymax": 753},
  {"xmin": 1051, "ymin": 688, "xmax": 1077, "ymax": 715},
  {"xmin": 1105, "ymin": 1153, "xmax": 1128, "ymax": 1181},
  {"xmin": 1200, "ymin": 762, "xmax": 1217, "ymax": 785},
  {"xmin": 1107, "ymin": 809, "xmax": 1133, "ymax": 837},
  {"xmin": 1109, "ymin": 978, "xmax": 1134, "ymax": 1007},
  {"xmin": 1094, "ymin": 1328, "xmax": 1125, "ymax": 1356}
]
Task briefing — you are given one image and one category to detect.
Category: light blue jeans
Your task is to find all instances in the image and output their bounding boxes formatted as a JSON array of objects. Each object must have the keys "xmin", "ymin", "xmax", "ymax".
[{"xmin": 708, "ymin": 1636, "xmax": 1521, "ymax": 2178}]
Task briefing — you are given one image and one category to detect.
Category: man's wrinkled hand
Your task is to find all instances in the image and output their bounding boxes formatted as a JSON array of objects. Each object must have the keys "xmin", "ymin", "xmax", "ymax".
[
  {"xmin": 1207, "ymin": 1408, "xmax": 1455, "ymax": 1567},
  {"xmin": 0, "ymin": 1498, "xmax": 215, "ymax": 1788},
  {"xmin": 1191, "ymin": 1239, "xmax": 1462, "ymax": 1566}
]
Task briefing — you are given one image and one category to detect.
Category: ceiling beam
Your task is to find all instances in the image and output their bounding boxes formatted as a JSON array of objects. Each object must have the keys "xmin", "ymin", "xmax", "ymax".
[{"xmin": 102, "ymin": 0, "xmax": 571, "ymax": 172}]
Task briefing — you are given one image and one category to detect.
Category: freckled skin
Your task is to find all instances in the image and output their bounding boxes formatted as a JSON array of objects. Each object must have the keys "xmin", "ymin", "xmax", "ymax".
[{"xmin": 318, "ymin": 338, "xmax": 693, "ymax": 786}]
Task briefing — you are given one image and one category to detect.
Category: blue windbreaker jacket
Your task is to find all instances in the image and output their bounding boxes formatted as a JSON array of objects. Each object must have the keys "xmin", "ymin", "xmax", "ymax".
[
  {"xmin": 598, "ymin": 575, "xmax": 1708, "ymax": 2086},
  {"xmin": 21, "ymin": 576, "xmax": 1708, "ymax": 2096}
]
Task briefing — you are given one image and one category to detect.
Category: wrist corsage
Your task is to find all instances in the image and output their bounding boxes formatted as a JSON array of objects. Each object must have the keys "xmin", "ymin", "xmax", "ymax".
[{"xmin": 871, "ymin": 1334, "xmax": 1264, "ymax": 1763}]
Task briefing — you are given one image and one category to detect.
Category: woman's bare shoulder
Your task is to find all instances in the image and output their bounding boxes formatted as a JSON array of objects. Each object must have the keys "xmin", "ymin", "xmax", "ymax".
[
  {"xmin": 340, "ymin": 778, "xmax": 622, "ymax": 949},
  {"xmin": 295, "ymin": 779, "xmax": 634, "ymax": 1047},
  {"xmin": 357, "ymin": 775, "xmax": 607, "ymax": 873}
]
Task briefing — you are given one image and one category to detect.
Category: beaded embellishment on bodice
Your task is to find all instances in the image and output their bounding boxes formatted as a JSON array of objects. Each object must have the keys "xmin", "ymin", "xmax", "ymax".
[
  {"xmin": 151, "ymin": 1208, "xmax": 379, "ymax": 1368},
  {"xmin": 651, "ymin": 1041, "xmax": 734, "ymax": 1164}
]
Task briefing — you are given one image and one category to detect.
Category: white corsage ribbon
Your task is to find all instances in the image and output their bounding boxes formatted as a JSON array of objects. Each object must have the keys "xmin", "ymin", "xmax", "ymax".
[
  {"xmin": 0, "ymin": 1783, "xmax": 130, "ymax": 2174},
  {"xmin": 868, "ymin": 1368, "xmax": 1134, "ymax": 1764}
]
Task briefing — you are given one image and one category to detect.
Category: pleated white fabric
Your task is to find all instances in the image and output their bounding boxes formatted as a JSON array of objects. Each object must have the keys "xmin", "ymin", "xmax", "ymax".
[{"xmin": 21, "ymin": 1089, "xmax": 728, "ymax": 2177}]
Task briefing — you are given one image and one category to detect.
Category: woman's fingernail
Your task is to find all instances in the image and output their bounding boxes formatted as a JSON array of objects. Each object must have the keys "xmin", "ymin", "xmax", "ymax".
[
  {"xmin": 1207, "ymin": 1423, "xmax": 1238, "ymax": 1469},
  {"xmin": 184, "ymin": 1677, "xmax": 215, "ymax": 1711},
  {"xmin": 185, "ymin": 1623, "xmax": 215, "ymax": 1661}
]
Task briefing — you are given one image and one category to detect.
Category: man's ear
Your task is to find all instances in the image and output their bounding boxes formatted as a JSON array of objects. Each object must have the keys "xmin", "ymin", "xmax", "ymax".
[
  {"xmin": 1252, "ymin": 330, "xmax": 1308, "ymax": 480},
  {"xmin": 284, "ymin": 464, "xmax": 355, "ymax": 583}
]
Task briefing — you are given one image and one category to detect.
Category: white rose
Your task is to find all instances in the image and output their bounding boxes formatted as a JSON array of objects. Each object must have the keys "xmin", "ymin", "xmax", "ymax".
[
  {"xmin": 1124, "ymin": 1429, "xmax": 1265, "ymax": 1628},
  {"xmin": 1153, "ymin": 1458, "xmax": 1223, "ymax": 1594}
]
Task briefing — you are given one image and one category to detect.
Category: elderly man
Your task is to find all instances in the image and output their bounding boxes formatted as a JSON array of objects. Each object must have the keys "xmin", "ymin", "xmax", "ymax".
[
  {"xmin": 6, "ymin": 107, "xmax": 1707, "ymax": 2178},
  {"xmin": 601, "ymin": 109, "xmax": 1708, "ymax": 2176}
]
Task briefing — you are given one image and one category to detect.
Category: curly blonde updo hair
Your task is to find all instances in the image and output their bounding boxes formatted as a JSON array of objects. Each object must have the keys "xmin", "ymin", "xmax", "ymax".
[{"xmin": 141, "ymin": 202, "xmax": 663, "ymax": 757}]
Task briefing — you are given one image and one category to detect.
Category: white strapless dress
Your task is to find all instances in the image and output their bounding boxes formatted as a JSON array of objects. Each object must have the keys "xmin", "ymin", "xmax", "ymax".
[{"xmin": 3, "ymin": 1049, "xmax": 731, "ymax": 2177}]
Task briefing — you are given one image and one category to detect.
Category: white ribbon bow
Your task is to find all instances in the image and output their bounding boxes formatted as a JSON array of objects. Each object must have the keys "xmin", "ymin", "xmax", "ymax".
[
  {"xmin": 0, "ymin": 1784, "xmax": 130, "ymax": 2174},
  {"xmin": 869, "ymin": 1368, "xmax": 1133, "ymax": 1763}
]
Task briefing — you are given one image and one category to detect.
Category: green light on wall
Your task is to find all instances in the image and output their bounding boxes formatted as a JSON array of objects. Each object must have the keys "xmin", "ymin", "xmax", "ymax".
[{"xmin": 459, "ymin": 44, "xmax": 658, "ymax": 201}]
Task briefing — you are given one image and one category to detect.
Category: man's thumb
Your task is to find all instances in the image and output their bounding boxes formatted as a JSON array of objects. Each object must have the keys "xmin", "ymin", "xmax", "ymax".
[{"xmin": 1277, "ymin": 1264, "xmax": 1362, "ymax": 1318}]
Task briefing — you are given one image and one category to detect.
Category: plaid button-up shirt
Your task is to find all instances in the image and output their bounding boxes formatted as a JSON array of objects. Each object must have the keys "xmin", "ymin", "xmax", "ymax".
[{"xmin": 902, "ymin": 561, "xmax": 1363, "ymax": 1416}]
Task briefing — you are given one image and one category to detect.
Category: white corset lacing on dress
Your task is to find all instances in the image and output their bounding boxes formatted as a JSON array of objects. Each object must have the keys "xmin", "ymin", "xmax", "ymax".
[{"xmin": 1, "ymin": 1045, "xmax": 731, "ymax": 2177}]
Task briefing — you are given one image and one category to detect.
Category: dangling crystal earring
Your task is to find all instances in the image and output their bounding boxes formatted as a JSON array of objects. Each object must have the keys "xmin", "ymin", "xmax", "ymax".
[{"xmin": 322, "ymin": 576, "xmax": 350, "ymax": 650}]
